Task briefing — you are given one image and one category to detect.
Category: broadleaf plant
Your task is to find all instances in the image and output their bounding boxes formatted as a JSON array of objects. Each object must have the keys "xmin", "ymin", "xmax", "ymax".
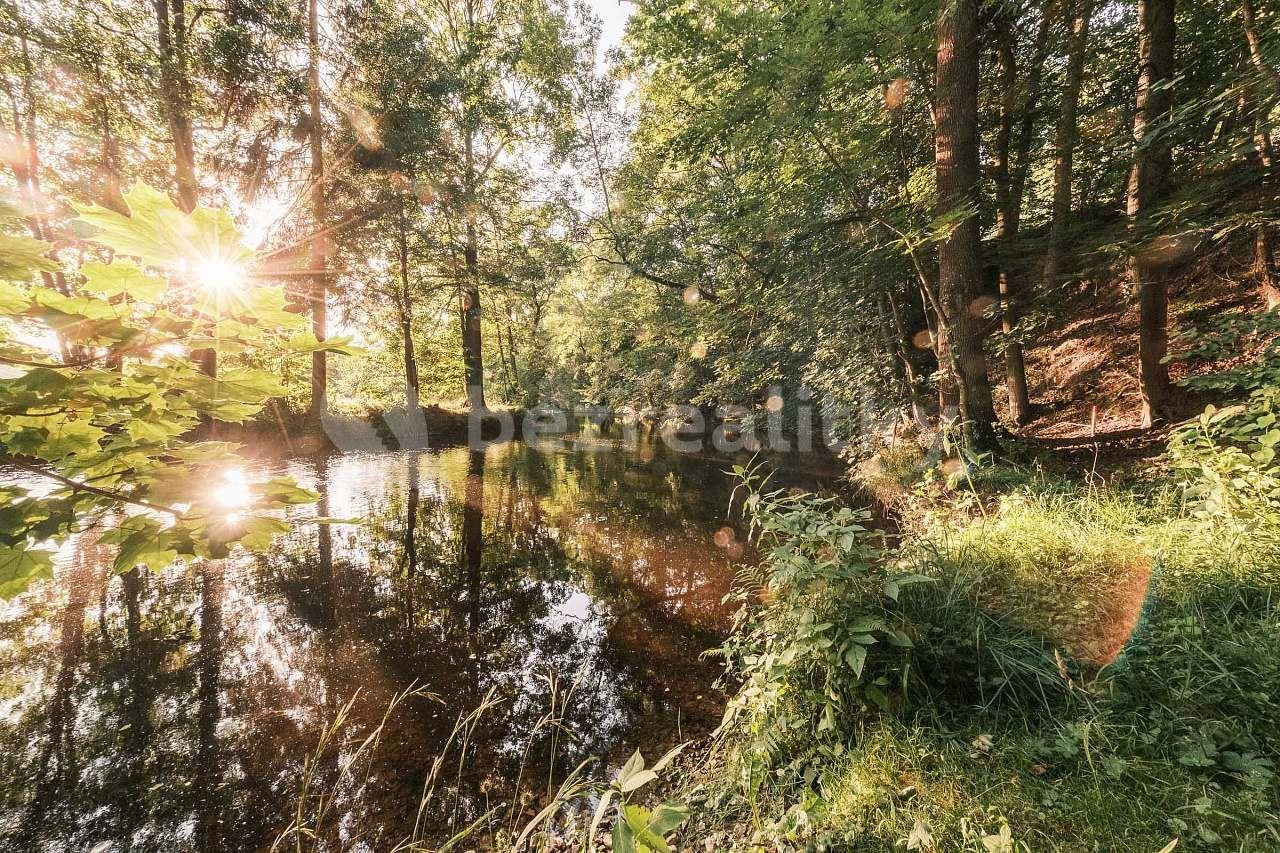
[{"xmin": 0, "ymin": 184, "xmax": 352, "ymax": 597}]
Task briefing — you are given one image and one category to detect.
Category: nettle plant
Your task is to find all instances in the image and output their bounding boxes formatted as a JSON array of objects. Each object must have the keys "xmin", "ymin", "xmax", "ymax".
[
  {"xmin": 717, "ymin": 466, "xmax": 928, "ymax": 761},
  {"xmin": 1167, "ymin": 388, "xmax": 1280, "ymax": 521},
  {"xmin": 0, "ymin": 184, "xmax": 351, "ymax": 596}
]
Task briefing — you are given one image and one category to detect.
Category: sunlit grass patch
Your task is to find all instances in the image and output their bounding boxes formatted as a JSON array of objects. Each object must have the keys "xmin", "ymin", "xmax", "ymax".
[
  {"xmin": 918, "ymin": 489, "xmax": 1151, "ymax": 665},
  {"xmin": 810, "ymin": 720, "xmax": 1269, "ymax": 851}
]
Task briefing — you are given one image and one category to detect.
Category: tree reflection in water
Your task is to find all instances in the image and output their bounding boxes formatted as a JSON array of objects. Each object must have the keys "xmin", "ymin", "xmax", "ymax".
[{"xmin": 0, "ymin": 439, "xmax": 839, "ymax": 850}]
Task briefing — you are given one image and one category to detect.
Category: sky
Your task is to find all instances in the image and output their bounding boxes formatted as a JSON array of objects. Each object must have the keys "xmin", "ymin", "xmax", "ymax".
[{"xmin": 589, "ymin": 0, "xmax": 631, "ymax": 56}]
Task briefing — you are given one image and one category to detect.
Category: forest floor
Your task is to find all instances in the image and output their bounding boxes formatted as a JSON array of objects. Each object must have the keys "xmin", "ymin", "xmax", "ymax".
[{"xmin": 1012, "ymin": 239, "xmax": 1268, "ymax": 450}]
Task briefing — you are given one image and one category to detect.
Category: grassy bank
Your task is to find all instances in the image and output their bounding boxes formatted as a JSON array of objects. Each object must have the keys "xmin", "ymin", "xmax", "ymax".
[{"xmin": 666, "ymin": 417, "xmax": 1280, "ymax": 851}]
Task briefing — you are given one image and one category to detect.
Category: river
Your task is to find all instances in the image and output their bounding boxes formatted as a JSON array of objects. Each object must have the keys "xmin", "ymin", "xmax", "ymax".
[{"xmin": 0, "ymin": 437, "xmax": 840, "ymax": 851}]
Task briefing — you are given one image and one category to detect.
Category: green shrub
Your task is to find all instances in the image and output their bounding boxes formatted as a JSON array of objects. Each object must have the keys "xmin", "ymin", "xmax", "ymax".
[
  {"xmin": 716, "ymin": 467, "xmax": 926, "ymax": 768},
  {"xmin": 1167, "ymin": 389, "xmax": 1280, "ymax": 522}
]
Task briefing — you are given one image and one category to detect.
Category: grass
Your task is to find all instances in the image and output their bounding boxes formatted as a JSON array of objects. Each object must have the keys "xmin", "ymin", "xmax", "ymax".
[{"xmin": 670, "ymin": 452, "xmax": 1280, "ymax": 851}]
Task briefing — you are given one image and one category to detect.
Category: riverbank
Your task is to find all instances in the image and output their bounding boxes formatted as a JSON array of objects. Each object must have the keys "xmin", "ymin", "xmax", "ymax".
[{"xmin": 648, "ymin": 421, "xmax": 1280, "ymax": 851}]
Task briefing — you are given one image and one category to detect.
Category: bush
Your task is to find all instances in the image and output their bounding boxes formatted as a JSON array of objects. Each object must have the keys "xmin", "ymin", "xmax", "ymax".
[{"xmin": 715, "ymin": 467, "xmax": 926, "ymax": 775}]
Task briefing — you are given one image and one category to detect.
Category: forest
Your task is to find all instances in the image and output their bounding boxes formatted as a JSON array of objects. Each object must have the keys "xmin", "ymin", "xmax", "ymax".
[{"xmin": 0, "ymin": 0, "xmax": 1279, "ymax": 848}]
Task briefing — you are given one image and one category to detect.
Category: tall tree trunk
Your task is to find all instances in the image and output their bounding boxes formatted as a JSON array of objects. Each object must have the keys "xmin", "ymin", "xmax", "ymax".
[
  {"xmin": 994, "ymin": 3, "xmax": 1057, "ymax": 426},
  {"xmin": 1252, "ymin": 117, "xmax": 1280, "ymax": 308},
  {"xmin": 936, "ymin": 0, "xmax": 998, "ymax": 451},
  {"xmin": 1240, "ymin": 0, "xmax": 1280, "ymax": 308},
  {"xmin": 1240, "ymin": 0, "xmax": 1280, "ymax": 97},
  {"xmin": 154, "ymin": 0, "xmax": 214, "ymax": 378},
  {"xmin": 398, "ymin": 204, "xmax": 420, "ymax": 410},
  {"xmin": 1041, "ymin": 0, "xmax": 1096, "ymax": 291},
  {"xmin": 461, "ymin": 128, "xmax": 486, "ymax": 410},
  {"xmin": 1127, "ymin": 0, "xmax": 1177, "ymax": 427},
  {"xmin": 307, "ymin": 0, "xmax": 328, "ymax": 417},
  {"xmin": 153, "ymin": 0, "xmax": 198, "ymax": 214}
]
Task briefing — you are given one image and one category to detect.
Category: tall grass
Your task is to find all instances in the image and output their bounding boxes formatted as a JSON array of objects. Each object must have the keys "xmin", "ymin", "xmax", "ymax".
[{"xmin": 680, "ymin": 459, "xmax": 1280, "ymax": 850}]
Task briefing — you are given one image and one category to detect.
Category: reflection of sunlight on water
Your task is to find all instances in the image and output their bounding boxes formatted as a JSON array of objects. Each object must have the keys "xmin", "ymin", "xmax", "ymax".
[
  {"xmin": 0, "ymin": 440, "xmax": 829, "ymax": 847},
  {"xmin": 213, "ymin": 468, "xmax": 252, "ymax": 510}
]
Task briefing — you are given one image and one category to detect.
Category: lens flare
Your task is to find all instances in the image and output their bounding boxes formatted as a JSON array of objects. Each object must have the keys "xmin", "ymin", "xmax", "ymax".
[
  {"xmin": 195, "ymin": 259, "xmax": 247, "ymax": 293},
  {"xmin": 213, "ymin": 468, "xmax": 252, "ymax": 510}
]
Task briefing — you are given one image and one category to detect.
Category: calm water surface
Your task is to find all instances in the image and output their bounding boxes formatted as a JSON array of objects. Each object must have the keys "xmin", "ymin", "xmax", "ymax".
[{"xmin": 0, "ymin": 438, "xmax": 838, "ymax": 851}]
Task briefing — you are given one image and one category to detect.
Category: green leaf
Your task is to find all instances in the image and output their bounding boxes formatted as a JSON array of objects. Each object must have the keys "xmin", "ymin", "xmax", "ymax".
[
  {"xmin": 647, "ymin": 802, "xmax": 689, "ymax": 835},
  {"xmin": 81, "ymin": 260, "xmax": 167, "ymax": 301},
  {"xmin": 0, "ymin": 545, "xmax": 54, "ymax": 598},
  {"xmin": 848, "ymin": 614, "xmax": 884, "ymax": 633},
  {"xmin": 616, "ymin": 749, "xmax": 645, "ymax": 788},
  {"xmin": 0, "ymin": 280, "xmax": 28, "ymax": 313},
  {"xmin": 620, "ymin": 768, "xmax": 659, "ymax": 793},
  {"xmin": 261, "ymin": 478, "xmax": 320, "ymax": 505},
  {"xmin": 611, "ymin": 815, "xmax": 637, "ymax": 853},
  {"xmin": 649, "ymin": 741, "xmax": 688, "ymax": 773},
  {"xmin": 845, "ymin": 643, "xmax": 867, "ymax": 678},
  {"xmin": 0, "ymin": 232, "xmax": 58, "ymax": 280},
  {"xmin": 586, "ymin": 789, "xmax": 615, "ymax": 848},
  {"xmin": 237, "ymin": 516, "xmax": 290, "ymax": 552},
  {"xmin": 623, "ymin": 804, "xmax": 670, "ymax": 853}
]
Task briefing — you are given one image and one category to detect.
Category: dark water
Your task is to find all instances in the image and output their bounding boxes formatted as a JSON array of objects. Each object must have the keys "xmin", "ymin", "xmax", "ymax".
[{"xmin": 0, "ymin": 438, "xmax": 839, "ymax": 851}]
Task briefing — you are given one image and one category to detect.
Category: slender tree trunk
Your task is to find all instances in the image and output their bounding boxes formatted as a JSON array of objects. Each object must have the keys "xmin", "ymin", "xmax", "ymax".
[
  {"xmin": 1127, "ymin": 0, "xmax": 1177, "ymax": 427},
  {"xmin": 154, "ymin": 0, "xmax": 214, "ymax": 379},
  {"xmin": 461, "ymin": 128, "xmax": 486, "ymax": 410},
  {"xmin": 1041, "ymin": 0, "xmax": 1096, "ymax": 290},
  {"xmin": 398, "ymin": 204, "xmax": 420, "ymax": 410},
  {"xmin": 994, "ymin": 4, "xmax": 1057, "ymax": 426},
  {"xmin": 307, "ymin": 0, "xmax": 328, "ymax": 417},
  {"xmin": 936, "ymin": 0, "xmax": 998, "ymax": 450},
  {"xmin": 1252, "ymin": 118, "xmax": 1280, "ymax": 307},
  {"xmin": 1241, "ymin": 0, "xmax": 1280, "ymax": 97},
  {"xmin": 92, "ymin": 63, "xmax": 127, "ymax": 214},
  {"xmin": 993, "ymin": 19, "xmax": 1031, "ymax": 425},
  {"xmin": 1239, "ymin": 0, "xmax": 1280, "ymax": 307},
  {"xmin": 153, "ymin": 0, "xmax": 198, "ymax": 214}
]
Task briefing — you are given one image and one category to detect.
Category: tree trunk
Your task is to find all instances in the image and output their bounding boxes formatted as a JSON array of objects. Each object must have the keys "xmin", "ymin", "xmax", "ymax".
[
  {"xmin": 461, "ymin": 128, "xmax": 485, "ymax": 411},
  {"xmin": 398, "ymin": 205, "xmax": 420, "ymax": 410},
  {"xmin": 153, "ymin": 0, "xmax": 213, "ymax": 380},
  {"xmin": 994, "ymin": 4, "xmax": 1057, "ymax": 426},
  {"xmin": 1241, "ymin": 0, "xmax": 1280, "ymax": 97},
  {"xmin": 1240, "ymin": 0, "xmax": 1280, "ymax": 308},
  {"xmin": 1127, "ymin": 0, "xmax": 1177, "ymax": 427},
  {"xmin": 993, "ymin": 19, "xmax": 1030, "ymax": 426},
  {"xmin": 935, "ymin": 0, "xmax": 998, "ymax": 451},
  {"xmin": 306, "ymin": 0, "xmax": 328, "ymax": 418},
  {"xmin": 153, "ymin": 0, "xmax": 198, "ymax": 214},
  {"xmin": 1041, "ymin": 0, "xmax": 1096, "ymax": 290}
]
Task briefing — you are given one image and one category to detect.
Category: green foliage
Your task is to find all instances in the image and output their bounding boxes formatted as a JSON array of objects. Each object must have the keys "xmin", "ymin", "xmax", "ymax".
[
  {"xmin": 593, "ymin": 746, "xmax": 690, "ymax": 853},
  {"xmin": 687, "ymin": 453, "xmax": 1280, "ymax": 848},
  {"xmin": 1173, "ymin": 308, "xmax": 1280, "ymax": 394},
  {"xmin": 1167, "ymin": 390, "xmax": 1280, "ymax": 522},
  {"xmin": 0, "ymin": 184, "xmax": 348, "ymax": 596},
  {"xmin": 716, "ymin": 465, "xmax": 925, "ymax": 776}
]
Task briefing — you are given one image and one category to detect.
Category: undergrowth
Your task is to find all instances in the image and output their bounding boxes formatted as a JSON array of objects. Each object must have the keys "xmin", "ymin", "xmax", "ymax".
[{"xmin": 678, "ymin": 416, "xmax": 1280, "ymax": 851}]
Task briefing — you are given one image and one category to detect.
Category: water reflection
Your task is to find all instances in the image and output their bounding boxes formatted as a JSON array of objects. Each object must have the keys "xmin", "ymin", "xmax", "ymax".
[{"xmin": 0, "ymin": 440, "xmax": 838, "ymax": 850}]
